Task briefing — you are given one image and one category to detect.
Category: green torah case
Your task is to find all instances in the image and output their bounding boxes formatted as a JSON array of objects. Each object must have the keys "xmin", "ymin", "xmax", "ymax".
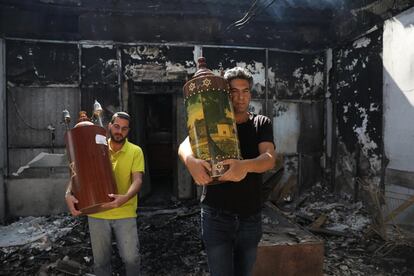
[{"xmin": 183, "ymin": 57, "xmax": 242, "ymax": 178}]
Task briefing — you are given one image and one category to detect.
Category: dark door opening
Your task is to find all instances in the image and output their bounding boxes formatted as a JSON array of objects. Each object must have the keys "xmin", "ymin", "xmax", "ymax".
[
  {"xmin": 129, "ymin": 87, "xmax": 176, "ymax": 205},
  {"xmin": 145, "ymin": 94, "xmax": 173, "ymax": 200}
]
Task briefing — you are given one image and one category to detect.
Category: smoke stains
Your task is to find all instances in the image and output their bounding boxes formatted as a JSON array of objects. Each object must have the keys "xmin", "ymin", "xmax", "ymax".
[
  {"xmin": 202, "ymin": 48, "xmax": 266, "ymax": 99},
  {"xmin": 292, "ymin": 67, "xmax": 324, "ymax": 96},
  {"xmin": 332, "ymin": 29, "xmax": 383, "ymax": 187},
  {"xmin": 265, "ymin": 0, "xmax": 341, "ymax": 22},
  {"xmin": 6, "ymin": 41, "xmax": 79, "ymax": 85},
  {"xmin": 165, "ymin": 61, "xmax": 195, "ymax": 80},
  {"xmin": 121, "ymin": 45, "xmax": 195, "ymax": 82},
  {"xmin": 269, "ymin": 51, "xmax": 325, "ymax": 100},
  {"xmin": 123, "ymin": 64, "xmax": 158, "ymax": 82},
  {"xmin": 81, "ymin": 46, "xmax": 118, "ymax": 85},
  {"xmin": 353, "ymin": 37, "xmax": 371, "ymax": 48},
  {"xmin": 237, "ymin": 61, "xmax": 267, "ymax": 97},
  {"xmin": 274, "ymin": 101, "xmax": 290, "ymax": 116},
  {"xmin": 249, "ymin": 100, "xmax": 264, "ymax": 115},
  {"xmin": 123, "ymin": 46, "xmax": 163, "ymax": 61}
]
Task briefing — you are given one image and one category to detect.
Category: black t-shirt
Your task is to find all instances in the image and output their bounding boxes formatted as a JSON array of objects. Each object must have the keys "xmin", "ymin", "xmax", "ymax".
[{"xmin": 201, "ymin": 113, "xmax": 274, "ymax": 217}]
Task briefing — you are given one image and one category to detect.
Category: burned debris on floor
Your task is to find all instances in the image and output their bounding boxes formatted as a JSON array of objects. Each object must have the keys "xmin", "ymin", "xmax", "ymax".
[
  {"xmin": 255, "ymin": 203, "xmax": 324, "ymax": 275},
  {"xmin": 0, "ymin": 200, "xmax": 208, "ymax": 276},
  {"xmin": 277, "ymin": 183, "xmax": 414, "ymax": 276},
  {"xmin": 137, "ymin": 200, "xmax": 208, "ymax": 276},
  {"xmin": 1, "ymin": 190, "xmax": 414, "ymax": 276},
  {"xmin": 1, "ymin": 215, "xmax": 92, "ymax": 275}
]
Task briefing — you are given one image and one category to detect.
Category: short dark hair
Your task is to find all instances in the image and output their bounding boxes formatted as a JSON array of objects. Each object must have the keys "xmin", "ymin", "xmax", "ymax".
[
  {"xmin": 223, "ymin": 67, "xmax": 253, "ymax": 89},
  {"xmin": 111, "ymin": 111, "xmax": 131, "ymax": 123}
]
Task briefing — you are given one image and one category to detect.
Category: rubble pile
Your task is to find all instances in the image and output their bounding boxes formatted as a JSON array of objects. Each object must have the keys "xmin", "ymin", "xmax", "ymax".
[
  {"xmin": 1, "ymin": 187, "xmax": 414, "ymax": 275},
  {"xmin": 138, "ymin": 200, "xmax": 208, "ymax": 275},
  {"xmin": 1, "ymin": 215, "xmax": 92, "ymax": 275},
  {"xmin": 0, "ymin": 200, "xmax": 208, "ymax": 276},
  {"xmin": 280, "ymin": 183, "xmax": 414, "ymax": 276}
]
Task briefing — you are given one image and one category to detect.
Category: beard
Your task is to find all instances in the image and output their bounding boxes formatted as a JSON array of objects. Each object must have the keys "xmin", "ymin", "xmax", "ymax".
[{"xmin": 110, "ymin": 131, "xmax": 127, "ymax": 144}]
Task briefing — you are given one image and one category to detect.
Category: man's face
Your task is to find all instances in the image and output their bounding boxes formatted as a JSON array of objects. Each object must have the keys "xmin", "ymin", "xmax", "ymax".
[
  {"xmin": 229, "ymin": 78, "xmax": 251, "ymax": 114},
  {"xmin": 109, "ymin": 117, "xmax": 130, "ymax": 144}
]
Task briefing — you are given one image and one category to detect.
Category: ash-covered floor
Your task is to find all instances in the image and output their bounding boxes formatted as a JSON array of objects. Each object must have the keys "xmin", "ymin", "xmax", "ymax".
[{"xmin": 1, "ymin": 185, "xmax": 414, "ymax": 276}]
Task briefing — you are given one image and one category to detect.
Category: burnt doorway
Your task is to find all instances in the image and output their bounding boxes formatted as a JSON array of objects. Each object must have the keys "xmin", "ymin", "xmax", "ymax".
[{"xmin": 129, "ymin": 83, "xmax": 178, "ymax": 205}]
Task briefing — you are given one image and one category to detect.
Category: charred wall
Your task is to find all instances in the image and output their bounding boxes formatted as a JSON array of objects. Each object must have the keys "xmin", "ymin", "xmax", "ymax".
[
  {"xmin": 202, "ymin": 47, "xmax": 267, "ymax": 100},
  {"xmin": 122, "ymin": 45, "xmax": 195, "ymax": 83},
  {"xmin": 80, "ymin": 45, "xmax": 120, "ymax": 124},
  {"xmin": 120, "ymin": 44, "xmax": 195, "ymax": 198},
  {"xmin": 0, "ymin": 39, "xmax": 6, "ymax": 222},
  {"xmin": 6, "ymin": 41, "xmax": 79, "ymax": 176},
  {"xmin": 331, "ymin": 29, "xmax": 383, "ymax": 196},
  {"xmin": 268, "ymin": 51, "xmax": 325, "ymax": 199},
  {"xmin": 3, "ymin": 37, "xmax": 328, "ymax": 217}
]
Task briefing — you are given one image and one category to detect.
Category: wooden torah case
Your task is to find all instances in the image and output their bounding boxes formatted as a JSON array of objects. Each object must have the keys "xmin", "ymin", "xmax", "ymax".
[
  {"xmin": 65, "ymin": 124, "xmax": 117, "ymax": 214},
  {"xmin": 183, "ymin": 57, "xmax": 241, "ymax": 178}
]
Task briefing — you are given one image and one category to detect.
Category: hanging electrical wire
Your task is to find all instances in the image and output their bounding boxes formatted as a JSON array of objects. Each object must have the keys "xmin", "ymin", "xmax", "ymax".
[
  {"xmin": 226, "ymin": 0, "xmax": 277, "ymax": 31},
  {"xmin": 226, "ymin": 0, "xmax": 259, "ymax": 31},
  {"xmin": 10, "ymin": 91, "xmax": 50, "ymax": 131}
]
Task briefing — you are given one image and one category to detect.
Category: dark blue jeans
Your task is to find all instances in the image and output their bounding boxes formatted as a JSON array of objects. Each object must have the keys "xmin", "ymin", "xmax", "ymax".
[{"xmin": 201, "ymin": 205, "xmax": 262, "ymax": 276}]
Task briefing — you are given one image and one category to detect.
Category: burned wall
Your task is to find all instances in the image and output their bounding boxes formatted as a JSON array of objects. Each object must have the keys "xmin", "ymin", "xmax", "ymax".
[
  {"xmin": 269, "ymin": 52, "xmax": 325, "ymax": 101},
  {"xmin": 1, "ymin": 39, "xmax": 6, "ymax": 222},
  {"xmin": 122, "ymin": 45, "xmax": 195, "ymax": 83},
  {"xmin": 4, "ymin": 38, "xmax": 328, "ymax": 209},
  {"xmin": 268, "ymin": 51, "xmax": 325, "ymax": 197},
  {"xmin": 202, "ymin": 47, "xmax": 266, "ymax": 100},
  {"xmin": 121, "ymin": 45, "xmax": 195, "ymax": 199},
  {"xmin": 6, "ymin": 41, "xmax": 78, "ymax": 85},
  {"xmin": 81, "ymin": 45, "xmax": 120, "ymax": 124},
  {"xmin": 6, "ymin": 41, "xmax": 80, "ymax": 176},
  {"xmin": 0, "ymin": 39, "xmax": 5, "ymax": 163},
  {"xmin": 331, "ymin": 29, "xmax": 383, "ymax": 195}
]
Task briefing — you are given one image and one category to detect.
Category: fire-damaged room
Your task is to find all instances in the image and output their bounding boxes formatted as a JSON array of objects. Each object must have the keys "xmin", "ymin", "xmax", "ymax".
[{"xmin": 2, "ymin": 0, "xmax": 414, "ymax": 275}]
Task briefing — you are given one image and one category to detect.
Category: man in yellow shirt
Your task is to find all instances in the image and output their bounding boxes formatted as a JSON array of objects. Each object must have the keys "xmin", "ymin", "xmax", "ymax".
[{"xmin": 65, "ymin": 112, "xmax": 144, "ymax": 276}]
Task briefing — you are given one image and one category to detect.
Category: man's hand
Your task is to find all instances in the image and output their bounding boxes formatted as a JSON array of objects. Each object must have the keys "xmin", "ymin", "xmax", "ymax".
[
  {"xmin": 218, "ymin": 159, "xmax": 248, "ymax": 182},
  {"xmin": 186, "ymin": 155, "xmax": 213, "ymax": 185},
  {"xmin": 218, "ymin": 142, "xmax": 276, "ymax": 183},
  {"xmin": 178, "ymin": 136, "xmax": 213, "ymax": 185},
  {"xmin": 101, "ymin": 194, "xmax": 130, "ymax": 209},
  {"xmin": 65, "ymin": 194, "xmax": 82, "ymax": 217},
  {"xmin": 101, "ymin": 172, "xmax": 142, "ymax": 209}
]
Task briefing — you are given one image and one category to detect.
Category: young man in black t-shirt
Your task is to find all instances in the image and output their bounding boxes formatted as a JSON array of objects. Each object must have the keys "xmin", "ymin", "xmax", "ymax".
[{"xmin": 178, "ymin": 67, "xmax": 276, "ymax": 276}]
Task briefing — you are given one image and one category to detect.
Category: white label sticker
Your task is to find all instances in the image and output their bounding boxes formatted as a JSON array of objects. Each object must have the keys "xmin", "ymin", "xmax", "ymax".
[{"xmin": 95, "ymin": 134, "xmax": 108, "ymax": 146}]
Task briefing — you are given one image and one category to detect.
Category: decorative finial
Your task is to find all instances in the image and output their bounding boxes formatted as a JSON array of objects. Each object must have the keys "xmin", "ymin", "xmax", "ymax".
[
  {"xmin": 62, "ymin": 109, "xmax": 71, "ymax": 130},
  {"xmin": 198, "ymin": 57, "xmax": 207, "ymax": 69},
  {"xmin": 93, "ymin": 100, "xmax": 104, "ymax": 127},
  {"xmin": 193, "ymin": 57, "xmax": 213, "ymax": 78}
]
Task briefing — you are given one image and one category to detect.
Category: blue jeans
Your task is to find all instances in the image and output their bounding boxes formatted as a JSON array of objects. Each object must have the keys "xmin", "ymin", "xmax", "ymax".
[
  {"xmin": 88, "ymin": 217, "xmax": 140, "ymax": 276},
  {"xmin": 201, "ymin": 205, "xmax": 262, "ymax": 276}
]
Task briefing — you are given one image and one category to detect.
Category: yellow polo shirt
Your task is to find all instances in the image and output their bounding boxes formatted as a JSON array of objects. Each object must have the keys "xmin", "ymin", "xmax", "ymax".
[{"xmin": 89, "ymin": 139, "xmax": 145, "ymax": 219}]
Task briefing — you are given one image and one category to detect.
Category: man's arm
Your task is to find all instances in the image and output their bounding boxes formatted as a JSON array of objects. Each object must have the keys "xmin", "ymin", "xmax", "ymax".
[
  {"xmin": 65, "ymin": 180, "xmax": 82, "ymax": 216},
  {"xmin": 102, "ymin": 172, "xmax": 143, "ymax": 208},
  {"xmin": 178, "ymin": 136, "xmax": 213, "ymax": 185},
  {"xmin": 218, "ymin": 141, "xmax": 276, "ymax": 182}
]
